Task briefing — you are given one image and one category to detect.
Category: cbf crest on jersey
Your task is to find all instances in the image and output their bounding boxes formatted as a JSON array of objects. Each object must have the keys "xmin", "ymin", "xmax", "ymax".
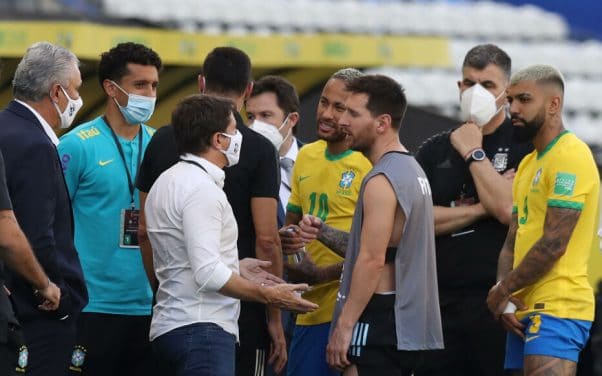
[
  {"xmin": 339, "ymin": 171, "xmax": 356, "ymax": 189},
  {"xmin": 69, "ymin": 345, "xmax": 87, "ymax": 372},
  {"xmin": 16, "ymin": 346, "xmax": 28, "ymax": 372}
]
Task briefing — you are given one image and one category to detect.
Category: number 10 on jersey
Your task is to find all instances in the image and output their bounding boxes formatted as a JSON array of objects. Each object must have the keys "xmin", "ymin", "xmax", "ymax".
[{"xmin": 308, "ymin": 192, "xmax": 329, "ymax": 221}]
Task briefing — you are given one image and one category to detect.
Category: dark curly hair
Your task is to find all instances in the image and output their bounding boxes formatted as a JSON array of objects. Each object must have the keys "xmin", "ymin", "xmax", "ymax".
[{"xmin": 98, "ymin": 42, "xmax": 162, "ymax": 87}]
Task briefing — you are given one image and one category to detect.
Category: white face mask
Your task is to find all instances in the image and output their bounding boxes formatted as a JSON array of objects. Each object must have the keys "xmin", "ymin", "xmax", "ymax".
[
  {"xmin": 52, "ymin": 85, "xmax": 83, "ymax": 129},
  {"xmin": 460, "ymin": 83, "xmax": 505, "ymax": 127},
  {"xmin": 251, "ymin": 115, "xmax": 291, "ymax": 150},
  {"xmin": 219, "ymin": 129, "xmax": 243, "ymax": 167}
]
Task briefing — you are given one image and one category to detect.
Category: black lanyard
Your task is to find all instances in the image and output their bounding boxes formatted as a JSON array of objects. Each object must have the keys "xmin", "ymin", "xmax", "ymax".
[
  {"xmin": 180, "ymin": 158, "xmax": 208, "ymax": 174},
  {"xmin": 105, "ymin": 117, "xmax": 142, "ymax": 206}
]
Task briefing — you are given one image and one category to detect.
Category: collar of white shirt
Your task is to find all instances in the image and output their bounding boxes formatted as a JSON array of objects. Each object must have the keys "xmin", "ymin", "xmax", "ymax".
[
  {"xmin": 281, "ymin": 136, "xmax": 299, "ymax": 162},
  {"xmin": 180, "ymin": 153, "xmax": 226, "ymax": 189},
  {"xmin": 15, "ymin": 99, "xmax": 60, "ymax": 146}
]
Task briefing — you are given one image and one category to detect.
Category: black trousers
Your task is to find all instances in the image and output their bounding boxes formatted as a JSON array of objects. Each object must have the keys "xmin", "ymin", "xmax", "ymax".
[
  {"xmin": 67, "ymin": 312, "xmax": 161, "ymax": 376},
  {"xmin": 22, "ymin": 315, "xmax": 77, "ymax": 376},
  {"xmin": 0, "ymin": 323, "xmax": 26, "ymax": 376},
  {"xmin": 414, "ymin": 294, "xmax": 506, "ymax": 376}
]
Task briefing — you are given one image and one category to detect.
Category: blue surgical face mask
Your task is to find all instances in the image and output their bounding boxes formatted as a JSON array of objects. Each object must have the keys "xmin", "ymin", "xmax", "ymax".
[{"xmin": 111, "ymin": 81, "xmax": 156, "ymax": 125}]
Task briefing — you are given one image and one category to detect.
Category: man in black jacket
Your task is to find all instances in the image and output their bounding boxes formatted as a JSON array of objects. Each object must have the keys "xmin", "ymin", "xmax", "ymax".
[
  {"xmin": 0, "ymin": 42, "xmax": 88, "ymax": 375},
  {"xmin": 414, "ymin": 44, "xmax": 532, "ymax": 376}
]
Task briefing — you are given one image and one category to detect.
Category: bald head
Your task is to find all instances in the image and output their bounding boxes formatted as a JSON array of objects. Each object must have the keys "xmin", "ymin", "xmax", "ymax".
[{"xmin": 510, "ymin": 64, "xmax": 565, "ymax": 96}]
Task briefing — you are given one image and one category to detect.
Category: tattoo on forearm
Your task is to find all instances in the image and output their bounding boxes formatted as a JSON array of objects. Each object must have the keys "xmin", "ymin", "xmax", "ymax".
[
  {"xmin": 497, "ymin": 215, "xmax": 517, "ymax": 280},
  {"xmin": 321, "ymin": 262, "xmax": 344, "ymax": 283},
  {"xmin": 505, "ymin": 208, "xmax": 580, "ymax": 292},
  {"xmin": 317, "ymin": 224, "xmax": 349, "ymax": 257}
]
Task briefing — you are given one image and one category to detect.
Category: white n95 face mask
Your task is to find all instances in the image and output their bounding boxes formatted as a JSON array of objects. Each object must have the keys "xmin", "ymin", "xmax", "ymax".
[
  {"xmin": 53, "ymin": 85, "xmax": 83, "ymax": 129},
  {"xmin": 460, "ymin": 83, "xmax": 505, "ymax": 127},
  {"xmin": 251, "ymin": 115, "xmax": 291, "ymax": 150},
  {"xmin": 219, "ymin": 130, "xmax": 243, "ymax": 167}
]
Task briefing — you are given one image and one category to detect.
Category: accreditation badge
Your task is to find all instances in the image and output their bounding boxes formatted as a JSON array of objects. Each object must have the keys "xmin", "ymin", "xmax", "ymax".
[{"xmin": 119, "ymin": 208, "xmax": 140, "ymax": 248}]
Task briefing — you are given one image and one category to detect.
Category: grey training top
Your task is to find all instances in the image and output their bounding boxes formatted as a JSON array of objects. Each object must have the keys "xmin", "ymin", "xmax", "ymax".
[{"xmin": 331, "ymin": 151, "xmax": 444, "ymax": 350}]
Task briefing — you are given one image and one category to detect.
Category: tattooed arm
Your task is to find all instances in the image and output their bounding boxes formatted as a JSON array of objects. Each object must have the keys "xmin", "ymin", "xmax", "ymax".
[
  {"xmin": 296, "ymin": 214, "xmax": 349, "ymax": 258},
  {"xmin": 317, "ymin": 223, "xmax": 349, "ymax": 258},
  {"xmin": 487, "ymin": 207, "xmax": 580, "ymax": 316},
  {"xmin": 284, "ymin": 214, "xmax": 347, "ymax": 284},
  {"xmin": 488, "ymin": 213, "xmax": 527, "ymax": 336},
  {"xmin": 504, "ymin": 207, "xmax": 579, "ymax": 290},
  {"xmin": 496, "ymin": 213, "xmax": 518, "ymax": 282}
]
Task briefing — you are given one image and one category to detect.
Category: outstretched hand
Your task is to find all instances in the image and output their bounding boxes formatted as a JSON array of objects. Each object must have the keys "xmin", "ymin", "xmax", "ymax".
[
  {"xmin": 239, "ymin": 258, "xmax": 284, "ymax": 286},
  {"xmin": 262, "ymin": 283, "xmax": 318, "ymax": 313}
]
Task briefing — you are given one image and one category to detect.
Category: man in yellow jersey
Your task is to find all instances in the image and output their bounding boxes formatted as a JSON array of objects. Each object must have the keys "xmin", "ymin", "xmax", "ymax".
[
  {"xmin": 282, "ymin": 68, "xmax": 372, "ymax": 376},
  {"xmin": 487, "ymin": 65, "xmax": 600, "ymax": 375}
]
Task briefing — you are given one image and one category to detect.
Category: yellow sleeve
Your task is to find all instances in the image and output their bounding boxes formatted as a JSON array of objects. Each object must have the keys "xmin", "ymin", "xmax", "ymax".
[{"xmin": 544, "ymin": 151, "xmax": 595, "ymax": 211}]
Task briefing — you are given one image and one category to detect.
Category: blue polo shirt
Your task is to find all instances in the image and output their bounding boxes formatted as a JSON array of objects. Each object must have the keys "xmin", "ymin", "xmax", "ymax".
[{"xmin": 58, "ymin": 116, "xmax": 155, "ymax": 315}]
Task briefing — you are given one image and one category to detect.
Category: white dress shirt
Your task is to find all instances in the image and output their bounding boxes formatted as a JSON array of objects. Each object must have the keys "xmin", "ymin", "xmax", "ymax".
[
  {"xmin": 145, "ymin": 153, "xmax": 240, "ymax": 341},
  {"xmin": 15, "ymin": 99, "xmax": 60, "ymax": 146},
  {"xmin": 279, "ymin": 137, "xmax": 299, "ymax": 210}
]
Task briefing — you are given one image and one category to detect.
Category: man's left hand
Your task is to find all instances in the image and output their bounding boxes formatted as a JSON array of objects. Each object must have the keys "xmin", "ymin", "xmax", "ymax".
[
  {"xmin": 326, "ymin": 322, "xmax": 353, "ymax": 371},
  {"xmin": 267, "ymin": 319, "xmax": 287, "ymax": 374},
  {"xmin": 450, "ymin": 122, "xmax": 483, "ymax": 159}
]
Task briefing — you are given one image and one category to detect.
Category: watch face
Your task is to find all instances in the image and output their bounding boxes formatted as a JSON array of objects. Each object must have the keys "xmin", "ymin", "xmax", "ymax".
[{"xmin": 473, "ymin": 149, "xmax": 486, "ymax": 160}]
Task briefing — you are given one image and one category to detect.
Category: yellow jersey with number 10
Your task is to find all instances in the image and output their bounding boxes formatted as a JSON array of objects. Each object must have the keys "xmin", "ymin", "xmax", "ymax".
[
  {"xmin": 512, "ymin": 131, "xmax": 599, "ymax": 321},
  {"xmin": 287, "ymin": 140, "xmax": 372, "ymax": 325}
]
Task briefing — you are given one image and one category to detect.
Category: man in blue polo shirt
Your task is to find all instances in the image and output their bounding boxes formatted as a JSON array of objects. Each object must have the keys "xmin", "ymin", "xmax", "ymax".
[{"xmin": 58, "ymin": 42, "xmax": 162, "ymax": 376}]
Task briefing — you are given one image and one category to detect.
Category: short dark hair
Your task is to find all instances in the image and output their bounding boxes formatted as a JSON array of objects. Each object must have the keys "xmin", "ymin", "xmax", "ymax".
[
  {"xmin": 172, "ymin": 94, "xmax": 234, "ymax": 155},
  {"xmin": 202, "ymin": 47, "xmax": 251, "ymax": 96},
  {"xmin": 462, "ymin": 44, "xmax": 511, "ymax": 80},
  {"xmin": 250, "ymin": 75, "xmax": 300, "ymax": 115},
  {"xmin": 98, "ymin": 42, "xmax": 162, "ymax": 87},
  {"xmin": 345, "ymin": 75, "xmax": 407, "ymax": 129}
]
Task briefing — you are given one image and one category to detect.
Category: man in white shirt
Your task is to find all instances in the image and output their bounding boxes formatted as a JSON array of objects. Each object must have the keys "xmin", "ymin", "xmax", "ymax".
[
  {"xmin": 145, "ymin": 94, "xmax": 317, "ymax": 376},
  {"xmin": 245, "ymin": 75, "xmax": 302, "ymax": 228}
]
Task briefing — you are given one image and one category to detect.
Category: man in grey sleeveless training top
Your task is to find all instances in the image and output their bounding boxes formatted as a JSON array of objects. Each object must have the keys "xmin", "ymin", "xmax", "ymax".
[{"xmin": 297, "ymin": 75, "xmax": 443, "ymax": 375}]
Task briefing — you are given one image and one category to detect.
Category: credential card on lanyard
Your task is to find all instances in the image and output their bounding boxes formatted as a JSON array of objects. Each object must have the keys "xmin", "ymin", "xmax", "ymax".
[{"xmin": 119, "ymin": 208, "xmax": 140, "ymax": 248}]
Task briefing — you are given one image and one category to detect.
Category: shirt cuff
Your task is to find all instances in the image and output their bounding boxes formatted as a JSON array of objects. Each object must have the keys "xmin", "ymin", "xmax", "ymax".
[
  {"xmin": 196, "ymin": 263, "xmax": 233, "ymax": 293},
  {"xmin": 547, "ymin": 199, "xmax": 583, "ymax": 210}
]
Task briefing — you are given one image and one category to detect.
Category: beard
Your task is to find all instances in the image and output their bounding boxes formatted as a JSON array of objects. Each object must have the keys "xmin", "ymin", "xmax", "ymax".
[
  {"xmin": 512, "ymin": 110, "xmax": 545, "ymax": 143},
  {"xmin": 318, "ymin": 131, "xmax": 347, "ymax": 143},
  {"xmin": 317, "ymin": 121, "xmax": 347, "ymax": 143}
]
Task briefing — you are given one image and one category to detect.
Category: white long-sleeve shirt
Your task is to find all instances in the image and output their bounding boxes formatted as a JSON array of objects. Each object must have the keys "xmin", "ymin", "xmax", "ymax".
[{"xmin": 145, "ymin": 153, "xmax": 240, "ymax": 341}]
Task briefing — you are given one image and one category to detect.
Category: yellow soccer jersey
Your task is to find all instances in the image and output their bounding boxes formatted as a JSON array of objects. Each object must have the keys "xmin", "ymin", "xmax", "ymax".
[
  {"xmin": 287, "ymin": 140, "xmax": 372, "ymax": 325},
  {"xmin": 512, "ymin": 131, "xmax": 599, "ymax": 321}
]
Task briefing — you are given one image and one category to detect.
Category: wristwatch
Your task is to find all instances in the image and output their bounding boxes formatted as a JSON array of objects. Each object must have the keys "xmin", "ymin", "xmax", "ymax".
[{"xmin": 465, "ymin": 148, "xmax": 486, "ymax": 166}]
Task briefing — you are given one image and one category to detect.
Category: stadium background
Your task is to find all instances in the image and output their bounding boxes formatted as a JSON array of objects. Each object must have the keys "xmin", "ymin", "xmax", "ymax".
[{"xmin": 0, "ymin": 0, "xmax": 600, "ymax": 372}]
